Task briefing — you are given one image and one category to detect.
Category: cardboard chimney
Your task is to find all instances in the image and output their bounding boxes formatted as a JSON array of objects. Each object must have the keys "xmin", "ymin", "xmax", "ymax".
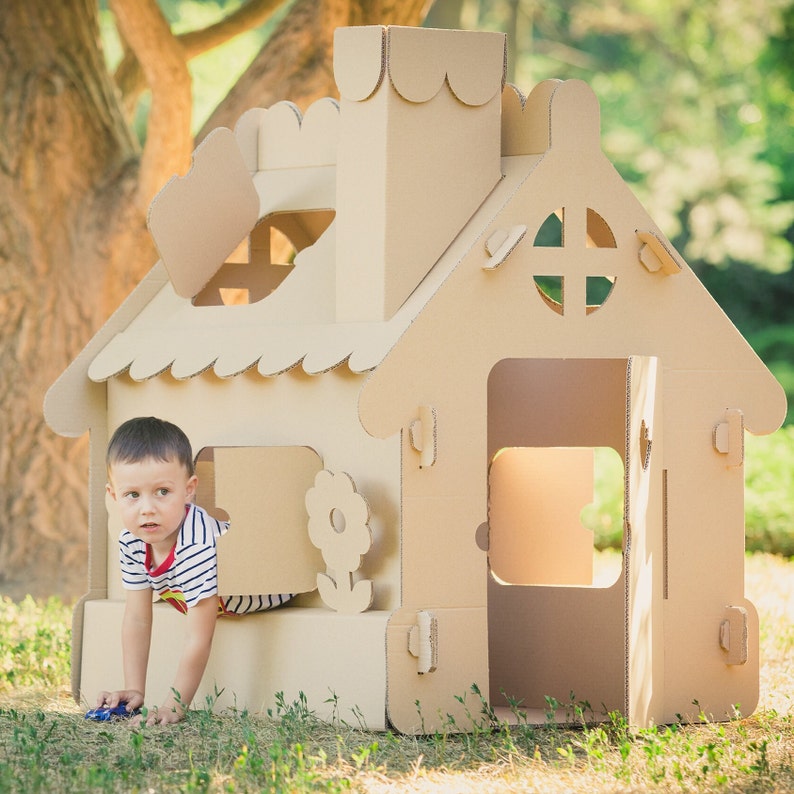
[{"xmin": 45, "ymin": 25, "xmax": 786, "ymax": 733}]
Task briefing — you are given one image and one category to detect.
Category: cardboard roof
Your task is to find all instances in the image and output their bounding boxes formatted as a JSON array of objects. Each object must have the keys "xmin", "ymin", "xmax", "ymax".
[
  {"xmin": 46, "ymin": 63, "xmax": 786, "ymax": 440},
  {"xmin": 357, "ymin": 79, "xmax": 787, "ymax": 438},
  {"xmin": 81, "ymin": 153, "xmax": 534, "ymax": 384}
]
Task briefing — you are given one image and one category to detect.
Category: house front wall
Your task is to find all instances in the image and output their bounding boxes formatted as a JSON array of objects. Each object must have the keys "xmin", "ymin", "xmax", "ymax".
[
  {"xmin": 661, "ymin": 369, "xmax": 760, "ymax": 722},
  {"xmin": 373, "ymin": 338, "xmax": 756, "ymax": 729},
  {"xmin": 76, "ymin": 365, "xmax": 403, "ymax": 726}
]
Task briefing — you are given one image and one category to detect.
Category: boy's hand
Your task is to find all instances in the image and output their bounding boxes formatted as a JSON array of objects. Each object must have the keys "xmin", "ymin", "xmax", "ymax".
[
  {"xmin": 130, "ymin": 702, "xmax": 185, "ymax": 727},
  {"xmin": 96, "ymin": 689, "xmax": 144, "ymax": 713}
]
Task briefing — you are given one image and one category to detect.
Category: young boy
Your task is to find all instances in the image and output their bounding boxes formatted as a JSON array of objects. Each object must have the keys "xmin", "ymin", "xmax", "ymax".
[{"xmin": 96, "ymin": 416, "xmax": 292, "ymax": 725}]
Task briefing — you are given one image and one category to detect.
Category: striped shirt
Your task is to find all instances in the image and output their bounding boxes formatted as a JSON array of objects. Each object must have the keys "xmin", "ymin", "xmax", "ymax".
[{"xmin": 119, "ymin": 503, "xmax": 292, "ymax": 616}]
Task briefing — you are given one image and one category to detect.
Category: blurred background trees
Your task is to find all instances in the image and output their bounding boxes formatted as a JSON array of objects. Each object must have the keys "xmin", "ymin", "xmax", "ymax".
[{"xmin": 0, "ymin": 0, "xmax": 791, "ymax": 599}]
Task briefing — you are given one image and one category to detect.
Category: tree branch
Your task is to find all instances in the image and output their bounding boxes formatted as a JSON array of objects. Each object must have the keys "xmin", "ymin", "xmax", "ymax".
[
  {"xmin": 179, "ymin": 0, "xmax": 286, "ymax": 55},
  {"xmin": 198, "ymin": 0, "xmax": 431, "ymax": 137},
  {"xmin": 110, "ymin": 0, "xmax": 193, "ymax": 211},
  {"xmin": 114, "ymin": 0, "xmax": 287, "ymax": 122}
]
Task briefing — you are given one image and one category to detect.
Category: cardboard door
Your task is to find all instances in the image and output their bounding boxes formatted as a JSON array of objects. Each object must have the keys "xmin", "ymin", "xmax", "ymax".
[
  {"xmin": 486, "ymin": 358, "xmax": 629, "ymax": 722},
  {"xmin": 197, "ymin": 445, "xmax": 325, "ymax": 596},
  {"xmin": 624, "ymin": 355, "xmax": 666, "ymax": 725}
]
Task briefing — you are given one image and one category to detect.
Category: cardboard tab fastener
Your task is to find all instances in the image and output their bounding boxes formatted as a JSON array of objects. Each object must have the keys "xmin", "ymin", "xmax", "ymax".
[
  {"xmin": 713, "ymin": 408, "xmax": 744, "ymax": 468},
  {"xmin": 409, "ymin": 405, "xmax": 437, "ymax": 468},
  {"xmin": 719, "ymin": 606, "xmax": 749, "ymax": 665},
  {"xmin": 408, "ymin": 610, "xmax": 438, "ymax": 674},
  {"xmin": 483, "ymin": 225, "xmax": 527, "ymax": 269},
  {"xmin": 636, "ymin": 230, "xmax": 682, "ymax": 275}
]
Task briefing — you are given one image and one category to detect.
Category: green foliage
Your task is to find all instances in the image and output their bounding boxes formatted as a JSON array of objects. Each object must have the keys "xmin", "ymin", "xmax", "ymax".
[
  {"xmin": 580, "ymin": 447, "xmax": 625, "ymax": 551},
  {"xmin": 746, "ymin": 427, "xmax": 794, "ymax": 555},
  {"xmin": 0, "ymin": 596, "xmax": 71, "ymax": 693},
  {"xmin": 441, "ymin": 0, "xmax": 794, "ymax": 317}
]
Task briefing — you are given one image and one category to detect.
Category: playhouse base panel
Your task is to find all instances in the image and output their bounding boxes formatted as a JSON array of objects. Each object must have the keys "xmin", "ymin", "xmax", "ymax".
[{"xmin": 79, "ymin": 600, "xmax": 390, "ymax": 729}]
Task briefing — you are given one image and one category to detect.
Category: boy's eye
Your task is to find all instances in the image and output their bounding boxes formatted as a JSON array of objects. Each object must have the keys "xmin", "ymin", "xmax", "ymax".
[
  {"xmin": 156, "ymin": 488, "xmax": 170, "ymax": 497},
  {"xmin": 124, "ymin": 491, "xmax": 139, "ymax": 500}
]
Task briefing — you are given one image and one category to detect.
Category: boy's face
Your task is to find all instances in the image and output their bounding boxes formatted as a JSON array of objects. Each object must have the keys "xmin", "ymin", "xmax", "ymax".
[{"xmin": 106, "ymin": 456, "xmax": 198, "ymax": 553}]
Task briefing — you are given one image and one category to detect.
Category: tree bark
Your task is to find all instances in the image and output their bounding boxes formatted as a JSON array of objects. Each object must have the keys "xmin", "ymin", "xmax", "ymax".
[
  {"xmin": 0, "ymin": 0, "xmax": 190, "ymax": 599},
  {"xmin": 0, "ymin": 0, "xmax": 431, "ymax": 600},
  {"xmin": 0, "ymin": 0, "xmax": 147, "ymax": 598},
  {"xmin": 110, "ymin": 0, "xmax": 193, "ymax": 211},
  {"xmin": 114, "ymin": 0, "xmax": 286, "ymax": 122}
]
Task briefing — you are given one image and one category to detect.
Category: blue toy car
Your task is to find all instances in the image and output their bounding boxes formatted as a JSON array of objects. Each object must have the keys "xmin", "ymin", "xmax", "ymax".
[{"xmin": 85, "ymin": 701, "xmax": 140, "ymax": 721}]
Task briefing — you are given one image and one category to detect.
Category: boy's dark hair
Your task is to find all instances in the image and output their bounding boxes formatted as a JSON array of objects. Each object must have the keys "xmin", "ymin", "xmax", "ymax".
[{"xmin": 106, "ymin": 417, "xmax": 195, "ymax": 476}]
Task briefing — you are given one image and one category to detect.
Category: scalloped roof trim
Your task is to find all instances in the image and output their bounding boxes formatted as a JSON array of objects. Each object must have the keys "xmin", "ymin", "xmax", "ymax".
[{"xmin": 334, "ymin": 25, "xmax": 506, "ymax": 107}]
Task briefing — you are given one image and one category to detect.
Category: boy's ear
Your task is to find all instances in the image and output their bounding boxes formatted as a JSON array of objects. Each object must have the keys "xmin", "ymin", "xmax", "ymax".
[
  {"xmin": 186, "ymin": 474, "xmax": 198, "ymax": 501},
  {"xmin": 105, "ymin": 482, "xmax": 116, "ymax": 501}
]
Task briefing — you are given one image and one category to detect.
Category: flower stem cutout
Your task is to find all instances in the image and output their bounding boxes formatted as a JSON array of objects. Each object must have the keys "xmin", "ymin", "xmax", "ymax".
[{"xmin": 306, "ymin": 470, "xmax": 373, "ymax": 613}]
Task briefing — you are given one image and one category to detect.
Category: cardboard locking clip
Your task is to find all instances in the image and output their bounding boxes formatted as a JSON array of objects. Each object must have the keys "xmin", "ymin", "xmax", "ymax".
[
  {"xmin": 408, "ymin": 610, "xmax": 438, "ymax": 674},
  {"xmin": 719, "ymin": 606, "xmax": 749, "ymax": 666},
  {"xmin": 483, "ymin": 225, "xmax": 527, "ymax": 270},
  {"xmin": 636, "ymin": 230, "xmax": 682, "ymax": 276},
  {"xmin": 713, "ymin": 408, "xmax": 744, "ymax": 468},
  {"xmin": 409, "ymin": 405, "xmax": 437, "ymax": 468}
]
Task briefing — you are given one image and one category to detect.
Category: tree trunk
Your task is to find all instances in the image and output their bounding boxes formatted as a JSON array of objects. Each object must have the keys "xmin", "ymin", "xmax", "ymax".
[
  {"xmin": 0, "ymin": 0, "xmax": 150, "ymax": 599},
  {"xmin": 199, "ymin": 0, "xmax": 430, "ymax": 136},
  {"xmin": 0, "ymin": 0, "xmax": 432, "ymax": 601}
]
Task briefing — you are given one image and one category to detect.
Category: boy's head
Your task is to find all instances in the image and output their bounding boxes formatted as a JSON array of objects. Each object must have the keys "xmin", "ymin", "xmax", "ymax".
[{"xmin": 106, "ymin": 417, "xmax": 195, "ymax": 478}]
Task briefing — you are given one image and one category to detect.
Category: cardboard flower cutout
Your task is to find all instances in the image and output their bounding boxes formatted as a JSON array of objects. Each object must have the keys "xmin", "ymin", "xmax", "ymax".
[{"xmin": 306, "ymin": 470, "xmax": 373, "ymax": 613}]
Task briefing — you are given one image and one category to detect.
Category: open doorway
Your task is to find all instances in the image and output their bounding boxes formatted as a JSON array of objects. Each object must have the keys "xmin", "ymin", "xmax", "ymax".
[{"xmin": 486, "ymin": 358, "xmax": 630, "ymax": 721}]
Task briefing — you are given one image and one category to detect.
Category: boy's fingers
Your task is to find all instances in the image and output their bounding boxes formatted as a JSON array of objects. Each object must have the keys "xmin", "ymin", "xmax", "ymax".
[
  {"xmin": 99, "ymin": 692, "xmax": 121, "ymax": 708},
  {"xmin": 125, "ymin": 692, "xmax": 144, "ymax": 710}
]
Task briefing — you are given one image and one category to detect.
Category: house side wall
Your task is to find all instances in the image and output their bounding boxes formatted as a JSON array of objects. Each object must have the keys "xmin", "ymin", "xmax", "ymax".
[{"xmin": 360, "ymin": 145, "xmax": 766, "ymax": 724}]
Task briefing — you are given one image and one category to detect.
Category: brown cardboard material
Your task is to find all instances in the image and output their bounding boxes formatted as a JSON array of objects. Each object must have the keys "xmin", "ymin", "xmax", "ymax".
[
  {"xmin": 148, "ymin": 129, "xmax": 260, "ymax": 299},
  {"xmin": 334, "ymin": 25, "xmax": 506, "ymax": 322},
  {"xmin": 80, "ymin": 600, "xmax": 391, "ymax": 727},
  {"xmin": 212, "ymin": 446, "xmax": 325, "ymax": 596},
  {"xmin": 489, "ymin": 446, "xmax": 595, "ymax": 586},
  {"xmin": 45, "ymin": 24, "xmax": 785, "ymax": 732}
]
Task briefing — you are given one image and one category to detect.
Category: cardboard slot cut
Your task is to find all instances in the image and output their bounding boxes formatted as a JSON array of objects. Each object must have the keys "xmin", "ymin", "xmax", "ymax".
[
  {"xmin": 720, "ymin": 606, "xmax": 749, "ymax": 666},
  {"xmin": 408, "ymin": 405, "xmax": 437, "ymax": 468},
  {"xmin": 408, "ymin": 610, "xmax": 438, "ymax": 674}
]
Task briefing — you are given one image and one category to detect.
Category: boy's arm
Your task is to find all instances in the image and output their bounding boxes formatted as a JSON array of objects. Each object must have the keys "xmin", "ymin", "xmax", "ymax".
[
  {"xmin": 147, "ymin": 595, "xmax": 217, "ymax": 725},
  {"xmin": 96, "ymin": 587, "xmax": 152, "ymax": 712}
]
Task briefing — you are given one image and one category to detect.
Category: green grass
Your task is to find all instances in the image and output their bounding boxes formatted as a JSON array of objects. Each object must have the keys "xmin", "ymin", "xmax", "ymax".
[
  {"xmin": 1, "ymin": 427, "xmax": 792, "ymax": 792},
  {"xmin": 0, "ymin": 596, "xmax": 71, "ymax": 694},
  {"xmin": 1, "ymin": 553, "xmax": 793, "ymax": 793}
]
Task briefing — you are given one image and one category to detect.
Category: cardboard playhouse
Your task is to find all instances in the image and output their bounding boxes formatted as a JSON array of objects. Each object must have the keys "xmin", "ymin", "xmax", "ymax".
[{"xmin": 45, "ymin": 25, "xmax": 786, "ymax": 732}]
